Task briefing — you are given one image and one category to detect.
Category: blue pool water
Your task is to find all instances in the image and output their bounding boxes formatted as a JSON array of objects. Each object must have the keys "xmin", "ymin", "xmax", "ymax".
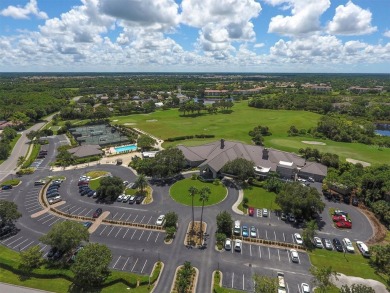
[
  {"xmin": 114, "ymin": 144, "xmax": 137, "ymax": 152},
  {"xmin": 375, "ymin": 130, "xmax": 390, "ymax": 137}
]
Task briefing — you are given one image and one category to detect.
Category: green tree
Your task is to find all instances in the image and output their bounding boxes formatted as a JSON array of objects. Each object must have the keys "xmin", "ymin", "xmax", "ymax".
[
  {"xmin": 96, "ymin": 176, "xmax": 124, "ymax": 201},
  {"xmin": 17, "ymin": 156, "xmax": 24, "ymax": 167},
  {"xmin": 215, "ymin": 233, "xmax": 227, "ymax": 247},
  {"xmin": 137, "ymin": 134, "xmax": 156, "ymax": 151},
  {"xmin": 216, "ymin": 211, "xmax": 233, "ymax": 237},
  {"xmin": 40, "ymin": 221, "xmax": 89, "ymax": 254},
  {"xmin": 310, "ymin": 266, "xmax": 338, "ymax": 293},
  {"xmin": 253, "ymin": 274, "xmax": 278, "ymax": 293},
  {"xmin": 1, "ymin": 127, "xmax": 17, "ymax": 140},
  {"xmin": 340, "ymin": 284, "xmax": 375, "ymax": 293},
  {"xmin": 302, "ymin": 220, "xmax": 318, "ymax": 249},
  {"xmin": 152, "ymin": 148, "xmax": 186, "ymax": 178},
  {"xmin": 0, "ymin": 200, "xmax": 22, "ymax": 226},
  {"xmin": 0, "ymin": 142, "xmax": 11, "ymax": 160},
  {"xmin": 199, "ymin": 187, "xmax": 210, "ymax": 243},
  {"xmin": 165, "ymin": 226, "xmax": 176, "ymax": 240},
  {"xmin": 276, "ymin": 182, "xmax": 325, "ymax": 220},
  {"xmin": 19, "ymin": 245, "xmax": 43, "ymax": 274},
  {"xmin": 164, "ymin": 211, "xmax": 178, "ymax": 228},
  {"xmin": 135, "ymin": 174, "xmax": 148, "ymax": 194},
  {"xmin": 71, "ymin": 243, "xmax": 112, "ymax": 289},
  {"xmin": 369, "ymin": 244, "xmax": 390, "ymax": 275},
  {"xmin": 188, "ymin": 186, "xmax": 198, "ymax": 237},
  {"xmin": 221, "ymin": 158, "xmax": 255, "ymax": 182}
]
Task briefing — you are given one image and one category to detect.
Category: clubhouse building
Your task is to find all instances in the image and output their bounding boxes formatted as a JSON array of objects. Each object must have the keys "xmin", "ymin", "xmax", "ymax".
[{"xmin": 177, "ymin": 139, "xmax": 327, "ymax": 182}]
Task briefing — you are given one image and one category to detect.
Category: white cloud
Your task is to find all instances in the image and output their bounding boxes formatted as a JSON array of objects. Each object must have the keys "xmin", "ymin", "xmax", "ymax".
[
  {"xmin": 0, "ymin": 0, "xmax": 48, "ymax": 19},
  {"xmin": 266, "ymin": 0, "xmax": 330, "ymax": 36},
  {"xmin": 384, "ymin": 30, "xmax": 390, "ymax": 38},
  {"xmin": 327, "ymin": 1, "xmax": 377, "ymax": 35},
  {"xmin": 254, "ymin": 43, "xmax": 265, "ymax": 48}
]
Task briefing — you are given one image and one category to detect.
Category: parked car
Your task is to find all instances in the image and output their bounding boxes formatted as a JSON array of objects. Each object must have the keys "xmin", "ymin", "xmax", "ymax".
[
  {"xmin": 128, "ymin": 196, "xmax": 136, "ymax": 204},
  {"xmin": 301, "ymin": 283, "xmax": 310, "ymax": 293},
  {"xmin": 322, "ymin": 238, "xmax": 333, "ymax": 250},
  {"xmin": 336, "ymin": 220, "xmax": 352, "ymax": 229},
  {"xmin": 135, "ymin": 195, "xmax": 145, "ymax": 204},
  {"xmin": 225, "ymin": 238, "xmax": 232, "ymax": 250},
  {"xmin": 352, "ymin": 197, "xmax": 359, "ymax": 206},
  {"xmin": 234, "ymin": 239, "xmax": 242, "ymax": 252},
  {"xmin": 288, "ymin": 214, "xmax": 296, "ymax": 222},
  {"xmin": 334, "ymin": 210, "xmax": 348, "ymax": 217},
  {"xmin": 87, "ymin": 190, "xmax": 96, "ymax": 197},
  {"xmin": 0, "ymin": 225, "xmax": 13, "ymax": 237},
  {"xmin": 248, "ymin": 207, "xmax": 254, "ymax": 216},
  {"xmin": 308, "ymin": 177, "xmax": 315, "ymax": 183},
  {"xmin": 294, "ymin": 233, "xmax": 303, "ymax": 245},
  {"xmin": 156, "ymin": 215, "xmax": 165, "ymax": 226},
  {"xmin": 93, "ymin": 208, "xmax": 103, "ymax": 218},
  {"xmin": 53, "ymin": 249, "xmax": 64, "ymax": 260},
  {"xmin": 123, "ymin": 181, "xmax": 129, "ymax": 186},
  {"xmin": 46, "ymin": 193, "xmax": 60, "ymax": 199},
  {"xmin": 47, "ymin": 247, "xmax": 58, "ymax": 258},
  {"xmin": 78, "ymin": 181, "xmax": 89, "ymax": 186},
  {"xmin": 280, "ymin": 213, "xmax": 287, "ymax": 221},
  {"xmin": 117, "ymin": 194, "xmax": 124, "ymax": 202},
  {"xmin": 122, "ymin": 195, "xmax": 130, "ymax": 203},
  {"xmin": 290, "ymin": 249, "xmax": 299, "ymax": 262},
  {"xmin": 81, "ymin": 189, "xmax": 91, "ymax": 196},
  {"xmin": 250, "ymin": 226, "xmax": 257, "ymax": 238},
  {"xmin": 356, "ymin": 241, "xmax": 370, "ymax": 257},
  {"xmin": 83, "ymin": 222, "xmax": 93, "ymax": 229},
  {"xmin": 1, "ymin": 185, "xmax": 12, "ymax": 190},
  {"xmin": 34, "ymin": 180, "xmax": 46, "ymax": 186},
  {"xmin": 242, "ymin": 225, "xmax": 249, "ymax": 237},
  {"xmin": 333, "ymin": 238, "xmax": 344, "ymax": 252},
  {"xmin": 313, "ymin": 237, "xmax": 324, "ymax": 248},
  {"xmin": 332, "ymin": 215, "xmax": 347, "ymax": 222},
  {"xmin": 343, "ymin": 238, "xmax": 355, "ymax": 253},
  {"xmin": 48, "ymin": 196, "xmax": 62, "ymax": 204}
]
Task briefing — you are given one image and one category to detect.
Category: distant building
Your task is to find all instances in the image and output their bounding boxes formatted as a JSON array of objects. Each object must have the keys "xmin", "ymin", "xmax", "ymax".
[
  {"xmin": 348, "ymin": 86, "xmax": 383, "ymax": 94},
  {"xmin": 67, "ymin": 145, "xmax": 103, "ymax": 158},
  {"xmin": 302, "ymin": 83, "xmax": 332, "ymax": 92}
]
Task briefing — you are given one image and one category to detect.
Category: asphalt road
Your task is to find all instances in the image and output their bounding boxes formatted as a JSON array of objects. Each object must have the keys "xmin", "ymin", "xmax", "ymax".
[{"xmin": 0, "ymin": 134, "xmax": 375, "ymax": 293}]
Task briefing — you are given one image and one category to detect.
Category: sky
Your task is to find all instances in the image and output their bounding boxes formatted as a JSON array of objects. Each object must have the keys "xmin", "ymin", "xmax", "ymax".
[{"xmin": 0, "ymin": 0, "xmax": 389, "ymax": 73}]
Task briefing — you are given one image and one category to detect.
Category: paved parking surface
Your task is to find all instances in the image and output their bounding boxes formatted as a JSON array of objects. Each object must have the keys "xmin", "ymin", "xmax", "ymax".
[
  {"xmin": 0, "ymin": 234, "xmax": 45, "ymax": 252},
  {"xmin": 23, "ymin": 186, "xmax": 45, "ymax": 215},
  {"xmin": 110, "ymin": 253, "xmax": 157, "ymax": 275}
]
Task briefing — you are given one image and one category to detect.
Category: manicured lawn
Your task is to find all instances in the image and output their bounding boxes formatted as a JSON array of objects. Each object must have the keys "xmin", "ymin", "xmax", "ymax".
[
  {"xmin": 309, "ymin": 248, "xmax": 387, "ymax": 285},
  {"xmin": 0, "ymin": 179, "xmax": 21, "ymax": 186},
  {"xmin": 89, "ymin": 178, "xmax": 101, "ymax": 190},
  {"xmin": 240, "ymin": 185, "xmax": 280, "ymax": 212},
  {"xmin": 213, "ymin": 271, "xmax": 242, "ymax": 293},
  {"xmin": 22, "ymin": 143, "xmax": 41, "ymax": 168},
  {"xmin": 170, "ymin": 178, "xmax": 227, "ymax": 206},
  {"xmin": 85, "ymin": 170, "xmax": 109, "ymax": 179}
]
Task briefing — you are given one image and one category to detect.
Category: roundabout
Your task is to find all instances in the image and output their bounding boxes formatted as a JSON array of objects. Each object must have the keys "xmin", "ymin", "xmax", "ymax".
[{"xmin": 169, "ymin": 178, "xmax": 227, "ymax": 206}]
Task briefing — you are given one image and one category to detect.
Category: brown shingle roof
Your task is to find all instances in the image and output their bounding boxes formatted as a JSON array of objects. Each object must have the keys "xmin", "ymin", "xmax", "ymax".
[
  {"xmin": 68, "ymin": 145, "xmax": 103, "ymax": 158},
  {"xmin": 300, "ymin": 162, "xmax": 327, "ymax": 176}
]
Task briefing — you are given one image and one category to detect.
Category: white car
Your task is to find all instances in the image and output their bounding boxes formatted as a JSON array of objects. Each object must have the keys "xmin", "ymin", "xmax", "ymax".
[
  {"xmin": 225, "ymin": 238, "xmax": 232, "ymax": 250},
  {"xmin": 234, "ymin": 239, "xmax": 242, "ymax": 252},
  {"xmin": 122, "ymin": 195, "xmax": 130, "ymax": 203},
  {"xmin": 262, "ymin": 208, "xmax": 268, "ymax": 217},
  {"xmin": 116, "ymin": 194, "xmax": 124, "ymax": 202},
  {"xmin": 156, "ymin": 215, "xmax": 165, "ymax": 226},
  {"xmin": 48, "ymin": 196, "xmax": 62, "ymax": 205},
  {"xmin": 342, "ymin": 238, "xmax": 355, "ymax": 252},
  {"xmin": 250, "ymin": 226, "xmax": 257, "ymax": 238},
  {"xmin": 301, "ymin": 283, "xmax": 310, "ymax": 293},
  {"xmin": 356, "ymin": 241, "xmax": 370, "ymax": 257},
  {"xmin": 294, "ymin": 233, "xmax": 303, "ymax": 245},
  {"xmin": 323, "ymin": 238, "xmax": 333, "ymax": 250},
  {"xmin": 313, "ymin": 237, "xmax": 323, "ymax": 248},
  {"xmin": 290, "ymin": 249, "xmax": 299, "ymax": 262}
]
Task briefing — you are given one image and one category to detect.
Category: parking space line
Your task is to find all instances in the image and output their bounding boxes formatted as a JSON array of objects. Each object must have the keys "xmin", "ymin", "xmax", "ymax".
[
  {"xmin": 82, "ymin": 208, "xmax": 93, "ymax": 217},
  {"xmin": 132, "ymin": 215, "xmax": 138, "ymax": 222},
  {"xmin": 125, "ymin": 214, "xmax": 132, "ymax": 222},
  {"xmin": 283, "ymin": 233, "xmax": 286, "ymax": 242},
  {"xmin": 21, "ymin": 240, "xmax": 35, "ymax": 251},
  {"xmin": 99, "ymin": 226, "xmax": 108, "ymax": 236},
  {"xmin": 146, "ymin": 216, "xmax": 153, "ymax": 224},
  {"xmin": 250, "ymin": 245, "xmax": 252, "ymax": 257},
  {"xmin": 71, "ymin": 207, "xmax": 82, "ymax": 215},
  {"xmin": 265, "ymin": 230, "xmax": 268, "ymax": 239},
  {"xmin": 131, "ymin": 258, "xmax": 138, "ymax": 271},
  {"xmin": 77, "ymin": 208, "xmax": 87, "ymax": 216},
  {"xmin": 112, "ymin": 212, "xmax": 118, "ymax": 219},
  {"xmin": 292, "ymin": 234, "xmax": 294, "ymax": 243},
  {"xmin": 107, "ymin": 226, "xmax": 116, "ymax": 237},
  {"xmin": 6, "ymin": 236, "xmax": 23, "ymax": 246},
  {"xmin": 1, "ymin": 235, "xmax": 17, "ymax": 244},
  {"xmin": 25, "ymin": 199, "xmax": 38, "ymax": 204},
  {"xmin": 48, "ymin": 218, "xmax": 62, "ymax": 226},
  {"xmin": 12, "ymin": 238, "xmax": 28, "ymax": 249},
  {"xmin": 131, "ymin": 230, "xmax": 137, "ymax": 239},
  {"xmin": 138, "ymin": 230, "xmax": 145, "ymax": 240},
  {"xmin": 115, "ymin": 228, "xmax": 123, "ymax": 238},
  {"xmin": 146, "ymin": 231, "xmax": 153, "ymax": 242},
  {"xmin": 122, "ymin": 257, "xmax": 130, "ymax": 270},
  {"xmin": 118, "ymin": 213, "xmax": 125, "ymax": 221},
  {"xmin": 259, "ymin": 246, "xmax": 261, "ymax": 258},
  {"xmin": 27, "ymin": 206, "xmax": 42, "ymax": 213},
  {"xmin": 268, "ymin": 247, "xmax": 271, "ymax": 259},
  {"xmin": 113, "ymin": 256, "xmax": 121, "ymax": 269},
  {"xmin": 257, "ymin": 228, "xmax": 259, "ymax": 239},
  {"xmin": 155, "ymin": 232, "xmax": 160, "ymax": 243},
  {"xmin": 287, "ymin": 250, "xmax": 291, "ymax": 263},
  {"xmin": 243, "ymin": 274, "xmax": 245, "ymax": 291},
  {"xmin": 141, "ymin": 260, "xmax": 147, "ymax": 274},
  {"xmin": 122, "ymin": 228, "xmax": 130, "ymax": 239},
  {"xmin": 39, "ymin": 245, "xmax": 47, "ymax": 252},
  {"xmin": 278, "ymin": 249, "xmax": 280, "ymax": 261},
  {"xmin": 274, "ymin": 231, "xmax": 277, "ymax": 241},
  {"xmin": 232, "ymin": 272, "xmax": 234, "ymax": 288},
  {"xmin": 139, "ymin": 215, "xmax": 145, "ymax": 223}
]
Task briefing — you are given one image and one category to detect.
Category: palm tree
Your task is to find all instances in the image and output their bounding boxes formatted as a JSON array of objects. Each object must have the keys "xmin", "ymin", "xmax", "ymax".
[
  {"xmin": 199, "ymin": 187, "xmax": 210, "ymax": 244},
  {"xmin": 135, "ymin": 174, "xmax": 148, "ymax": 194},
  {"xmin": 188, "ymin": 186, "xmax": 198, "ymax": 238}
]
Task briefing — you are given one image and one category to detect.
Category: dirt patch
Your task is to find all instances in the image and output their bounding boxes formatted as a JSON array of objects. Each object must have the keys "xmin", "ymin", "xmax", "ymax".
[
  {"xmin": 301, "ymin": 141, "xmax": 327, "ymax": 145},
  {"xmin": 346, "ymin": 158, "xmax": 371, "ymax": 167},
  {"xmin": 186, "ymin": 221, "xmax": 207, "ymax": 247},
  {"xmin": 358, "ymin": 205, "xmax": 388, "ymax": 244}
]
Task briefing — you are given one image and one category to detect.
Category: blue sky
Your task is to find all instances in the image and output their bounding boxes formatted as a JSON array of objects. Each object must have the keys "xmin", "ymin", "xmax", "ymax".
[{"xmin": 0, "ymin": 0, "xmax": 389, "ymax": 72}]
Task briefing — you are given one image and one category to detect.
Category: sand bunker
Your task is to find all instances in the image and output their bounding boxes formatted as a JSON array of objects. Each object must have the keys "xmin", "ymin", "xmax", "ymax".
[
  {"xmin": 124, "ymin": 123, "xmax": 136, "ymax": 126},
  {"xmin": 146, "ymin": 119, "xmax": 158, "ymax": 122},
  {"xmin": 112, "ymin": 119, "xmax": 118, "ymax": 122},
  {"xmin": 302, "ymin": 141, "xmax": 326, "ymax": 145},
  {"xmin": 346, "ymin": 158, "xmax": 371, "ymax": 167}
]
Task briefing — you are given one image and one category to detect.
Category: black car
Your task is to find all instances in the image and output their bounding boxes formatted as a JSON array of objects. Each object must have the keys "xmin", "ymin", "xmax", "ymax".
[
  {"xmin": 87, "ymin": 190, "xmax": 95, "ymax": 197},
  {"xmin": 49, "ymin": 182, "xmax": 61, "ymax": 188},
  {"xmin": 81, "ymin": 189, "xmax": 91, "ymax": 196},
  {"xmin": 1, "ymin": 185, "xmax": 12, "ymax": 190},
  {"xmin": 333, "ymin": 238, "xmax": 344, "ymax": 252},
  {"xmin": 46, "ymin": 193, "xmax": 59, "ymax": 199},
  {"xmin": 47, "ymin": 186, "xmax": 59, "ymax": 192},
  {"xmin": 47, "ymin": 247, "xmax": 58, "ymax": 258},
  {"xmin": 53, "ymin": 250, "xmax": 64, "ymax": 260},
  {"xmin": 0, "ymin": 225, "xmax": 13, "ymax": 237},
  {"xmin": 93, "ymin": 208, "xmax": 103, "ymax": 218},
  {"xmin": 34, "ymin": 180, "xmax": 45, "ymax": 186},
  {"xmin": 79, "ymin": 186, "xmax": 89, "ymax": 192},
  {"xmin": 352, "ymin": 197, "xmax": 359, "ymax": 206},
  {"xmin": 135, "ymin": 195, "xmax": 145, "ymax": 204}
]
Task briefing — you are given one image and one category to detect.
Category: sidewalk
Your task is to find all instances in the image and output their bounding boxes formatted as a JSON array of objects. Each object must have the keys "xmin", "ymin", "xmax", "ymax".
[{"xmin": 0, "ymin": 282, "xmax": 52, "ymax": 293}]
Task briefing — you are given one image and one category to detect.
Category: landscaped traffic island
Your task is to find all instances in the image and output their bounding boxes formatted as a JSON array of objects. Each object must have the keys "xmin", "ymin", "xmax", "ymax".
[{"xmin": 169, "ymin": 178, "xmax": 227, "ymax": 206}]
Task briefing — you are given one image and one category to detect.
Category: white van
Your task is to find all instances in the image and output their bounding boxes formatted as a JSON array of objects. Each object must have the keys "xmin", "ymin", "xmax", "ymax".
[
  {"xmin": 356, "ymin": 241, "xmax": 370, "ymax": 257},
  {"xmin": 233, "ymin": 220, "xmax": 241, "ymax": 236}
]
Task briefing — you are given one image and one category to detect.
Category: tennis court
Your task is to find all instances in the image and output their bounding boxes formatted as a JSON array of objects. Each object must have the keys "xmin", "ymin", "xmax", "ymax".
[{"xmin": 69, "ymin": 124, "xmax": 129, "ymax": 146}]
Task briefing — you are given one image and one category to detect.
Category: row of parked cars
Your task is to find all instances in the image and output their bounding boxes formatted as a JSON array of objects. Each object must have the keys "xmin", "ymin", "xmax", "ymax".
[
  {"xmin": 116, "ymin": 193, "xmax": 145, "ymax": 204},
  {"xmin": 46, "ymin": 180, "xmax": 63, "ymax": 205},
  {"xmin": 312, "ymin": 235, "xmax": 370, "ymax": 257}
]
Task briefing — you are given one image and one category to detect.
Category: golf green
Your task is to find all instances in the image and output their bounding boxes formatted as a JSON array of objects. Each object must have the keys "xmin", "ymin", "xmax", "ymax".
[{"xmin": 170, "ymin": 178, "xmax": 227, "ymax": 206}]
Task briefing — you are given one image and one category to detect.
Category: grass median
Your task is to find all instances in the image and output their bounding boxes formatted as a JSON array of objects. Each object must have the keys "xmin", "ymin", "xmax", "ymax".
[{"xmin": 240, "ymin": 185, "xmax": 279, "ymax": 213}]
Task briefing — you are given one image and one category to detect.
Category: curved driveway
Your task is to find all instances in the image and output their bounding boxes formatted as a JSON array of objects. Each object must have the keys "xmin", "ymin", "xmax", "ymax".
[{"xmin": 0, "ymin": 135, "xmax": 374, "ymax": 293}]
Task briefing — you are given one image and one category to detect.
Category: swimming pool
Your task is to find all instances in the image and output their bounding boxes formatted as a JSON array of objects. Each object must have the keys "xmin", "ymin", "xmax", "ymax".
[{"xmin": 114, "ymin": 144, "xmax": 137, "ymax": 153}]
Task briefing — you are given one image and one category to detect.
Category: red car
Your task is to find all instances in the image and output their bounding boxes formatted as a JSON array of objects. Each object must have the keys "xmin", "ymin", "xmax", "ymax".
[
  {"xmin": 78, "ymin": 181, "xmax": 89, "ymax": 186},
  {"xmin": 332, "ymin": 215, "xmax": 347, "ymax": 222},
  {"xmin": 248, "ymin": 207, "xmax": 255, "ymax": 216},
  {"xmin": 92, "ymin": 208, "xmax": 102, "ymax": 218},
  {"xmin": 336, "ymin": 220, "xmax": 352, "ymax": 229}
]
